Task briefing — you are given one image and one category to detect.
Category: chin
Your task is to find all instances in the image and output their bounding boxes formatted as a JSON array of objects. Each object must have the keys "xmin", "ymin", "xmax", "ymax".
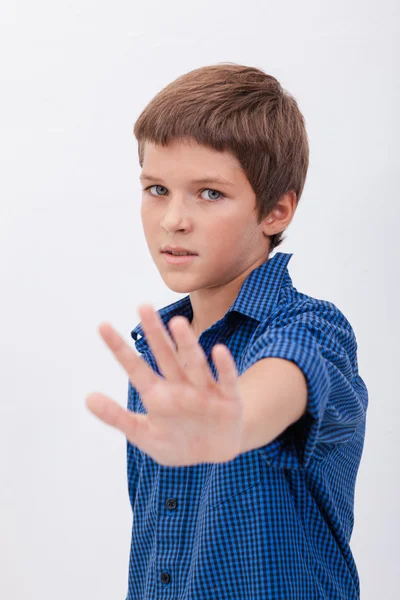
[
  {"xmin": 164, "ymin": 281, "xmax": 193, "ymax": 293},
  {"xmin": 158, "ymin": 274, "xmax": 195, "ymax": 294}
]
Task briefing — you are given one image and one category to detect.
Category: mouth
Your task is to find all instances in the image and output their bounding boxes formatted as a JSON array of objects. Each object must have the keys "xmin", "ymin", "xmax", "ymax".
[
  {"xmin": 161, "ymin": 250, "xmax": 198, "ymax": 256},
  {"xmin": 161, "ymin": 252, "xmax": 198, "ymax": 265}
]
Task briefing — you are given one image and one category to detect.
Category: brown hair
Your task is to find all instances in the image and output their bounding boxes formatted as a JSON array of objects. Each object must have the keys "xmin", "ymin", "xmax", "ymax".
[{"xmin": 133, "ymin": 62, "xmax": 309, "ymax": 255}]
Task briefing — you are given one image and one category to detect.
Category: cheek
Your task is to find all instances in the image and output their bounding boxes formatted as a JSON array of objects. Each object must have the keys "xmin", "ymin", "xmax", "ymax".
[
  {"xmin": 140, "ymin": 204, "xmax": 157, "ymax": 229},
  {"xmin": 204, "ymin": 214, "xmax": 245, "ymax": 248},
  {"xmin": 140, "ymin": 200, "xmax": 150, "ymax": 216}
]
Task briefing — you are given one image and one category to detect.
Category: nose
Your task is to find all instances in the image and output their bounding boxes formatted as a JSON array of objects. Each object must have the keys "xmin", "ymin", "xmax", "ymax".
[{"xmin": 161, "ymin": 196, "xmax": 192, "ymax": 229}]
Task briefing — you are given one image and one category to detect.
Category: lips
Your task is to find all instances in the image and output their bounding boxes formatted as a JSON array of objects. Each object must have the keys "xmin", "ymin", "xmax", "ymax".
[{"xmin": 161, "ymin": 251, "xmax": 197, "ymax": 256}]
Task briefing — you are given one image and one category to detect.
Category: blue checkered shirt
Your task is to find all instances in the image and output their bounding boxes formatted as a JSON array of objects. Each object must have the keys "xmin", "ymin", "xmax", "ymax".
[{"xmin": 125, "ymin": 252, "xmax": 368, "ymax": 599}]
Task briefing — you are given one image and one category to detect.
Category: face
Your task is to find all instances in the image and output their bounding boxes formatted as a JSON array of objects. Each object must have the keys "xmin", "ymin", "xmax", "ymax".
[{"xmin": 139, "ymin": 137, "xmax": 272, "ymax": 294}]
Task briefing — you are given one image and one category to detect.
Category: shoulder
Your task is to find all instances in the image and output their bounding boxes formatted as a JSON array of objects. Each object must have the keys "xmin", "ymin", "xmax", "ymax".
[
  {"xmin": 269, "ymin": 286, "xmax": 355, "ymax": 335},
  {"xmin": 251, "ymin": 289, "xmax": 358, "ymax": 367}
]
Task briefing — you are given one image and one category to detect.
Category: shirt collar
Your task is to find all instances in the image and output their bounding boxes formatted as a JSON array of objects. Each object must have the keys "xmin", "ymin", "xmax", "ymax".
[{"xmin": 131, "ymin": 251, "xmax": 294, "ymax": 351}]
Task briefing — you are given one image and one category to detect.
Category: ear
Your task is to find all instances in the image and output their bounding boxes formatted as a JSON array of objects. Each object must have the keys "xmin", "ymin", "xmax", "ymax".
[{"xmin": 262, "ymin": 191, "xmax": 297, "ymax": 234}]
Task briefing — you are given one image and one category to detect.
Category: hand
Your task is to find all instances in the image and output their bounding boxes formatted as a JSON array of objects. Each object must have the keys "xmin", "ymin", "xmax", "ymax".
[{"xmin": 85, "ymin": 304, "xmax": 244, "ymax": 467}]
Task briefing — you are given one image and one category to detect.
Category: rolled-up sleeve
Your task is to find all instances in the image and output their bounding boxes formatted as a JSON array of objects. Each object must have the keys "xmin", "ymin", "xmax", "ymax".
[{"xmin": 240, "ymin": 301, "xmax": 368, "ymax": 470}]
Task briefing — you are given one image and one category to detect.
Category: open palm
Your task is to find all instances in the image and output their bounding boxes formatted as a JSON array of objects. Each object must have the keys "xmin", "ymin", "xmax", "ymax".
[{"xmin": 85, "ymin": 305, "xmax": 245, "ymax": 467}]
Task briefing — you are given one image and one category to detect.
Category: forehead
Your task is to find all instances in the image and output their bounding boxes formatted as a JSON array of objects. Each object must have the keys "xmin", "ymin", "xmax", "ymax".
[{"xmin": 141, "ymin": 138, "xmax": 242, "ymax": 176}]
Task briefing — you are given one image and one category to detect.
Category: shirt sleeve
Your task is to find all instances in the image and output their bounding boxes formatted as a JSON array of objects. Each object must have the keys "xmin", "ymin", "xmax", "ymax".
[{"xmin": 240, "ymin": 300, "xmax": 368, "ymax": 470}]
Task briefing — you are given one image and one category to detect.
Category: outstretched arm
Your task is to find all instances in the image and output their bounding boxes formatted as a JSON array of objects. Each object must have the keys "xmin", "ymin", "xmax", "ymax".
[{"xmin": 86, "ymin": 304, "xmax": 307, "ymax": 465}]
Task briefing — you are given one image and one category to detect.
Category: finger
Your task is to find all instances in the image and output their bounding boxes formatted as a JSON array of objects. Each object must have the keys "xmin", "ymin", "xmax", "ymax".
[
  {"xmin": 85, "ymin": 392, "xmax": 150, "ymax": 449},
  {"xmin": 168, "ymin": 315, "xmax": 215, "ymax": 387},
  {"xmin": 137, "ymin": 304, "xmax": 186, "ymax": 381},
  {"xmin": 97, "ymin": 321, "xmax": 161, "ymax": 398},
  {"xmin": 212, "ymin": 344, "xmax": 239, "ymax": 397}
]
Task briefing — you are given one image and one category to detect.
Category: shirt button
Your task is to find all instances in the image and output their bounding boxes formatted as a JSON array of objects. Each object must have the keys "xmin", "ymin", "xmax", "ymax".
[
  {"xmin": 160, "ymin": 571, "xmax": 171, "ymax": 584},
  {"xmin": 165, "ymin": 498, "xmax": 177, "ymax": 510}
]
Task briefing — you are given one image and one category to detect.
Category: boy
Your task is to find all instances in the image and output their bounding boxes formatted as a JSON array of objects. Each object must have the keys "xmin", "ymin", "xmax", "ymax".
[{"xmin": 86, "ymin": 63, "xmax": 368, "ymax": 599}]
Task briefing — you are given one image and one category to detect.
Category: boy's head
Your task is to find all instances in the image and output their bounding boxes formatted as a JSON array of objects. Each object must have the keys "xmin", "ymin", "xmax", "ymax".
[{"xmin": 133, "ymin": 63, "xmax": 308, "ymax": 294}]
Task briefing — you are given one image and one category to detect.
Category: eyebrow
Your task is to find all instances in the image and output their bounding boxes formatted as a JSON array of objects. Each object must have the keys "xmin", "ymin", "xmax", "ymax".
[{"xmin": 139, "ymin": 173, "xmax": 236, "ymax": 188}]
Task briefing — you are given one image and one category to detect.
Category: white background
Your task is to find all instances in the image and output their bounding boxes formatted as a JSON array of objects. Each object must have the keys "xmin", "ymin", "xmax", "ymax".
[{"xmin": 1, "ymin": 1, "xmax": 399, "ymax": 598}]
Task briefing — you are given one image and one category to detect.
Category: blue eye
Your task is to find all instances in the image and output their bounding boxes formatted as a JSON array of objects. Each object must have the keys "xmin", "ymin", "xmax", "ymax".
[
  {"xmin": 143, "ymin": 185, "xmax": 225, "ymax": 202},
  {"xmin": 201, "ymin": 188, "xmax": 225, "ymax": 201}
]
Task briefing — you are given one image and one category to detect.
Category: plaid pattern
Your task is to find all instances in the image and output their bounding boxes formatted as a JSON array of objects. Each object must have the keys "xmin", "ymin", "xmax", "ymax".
[{"xmin": 125, "ymin": 252, "xmax": 368, "ymax": 599}]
